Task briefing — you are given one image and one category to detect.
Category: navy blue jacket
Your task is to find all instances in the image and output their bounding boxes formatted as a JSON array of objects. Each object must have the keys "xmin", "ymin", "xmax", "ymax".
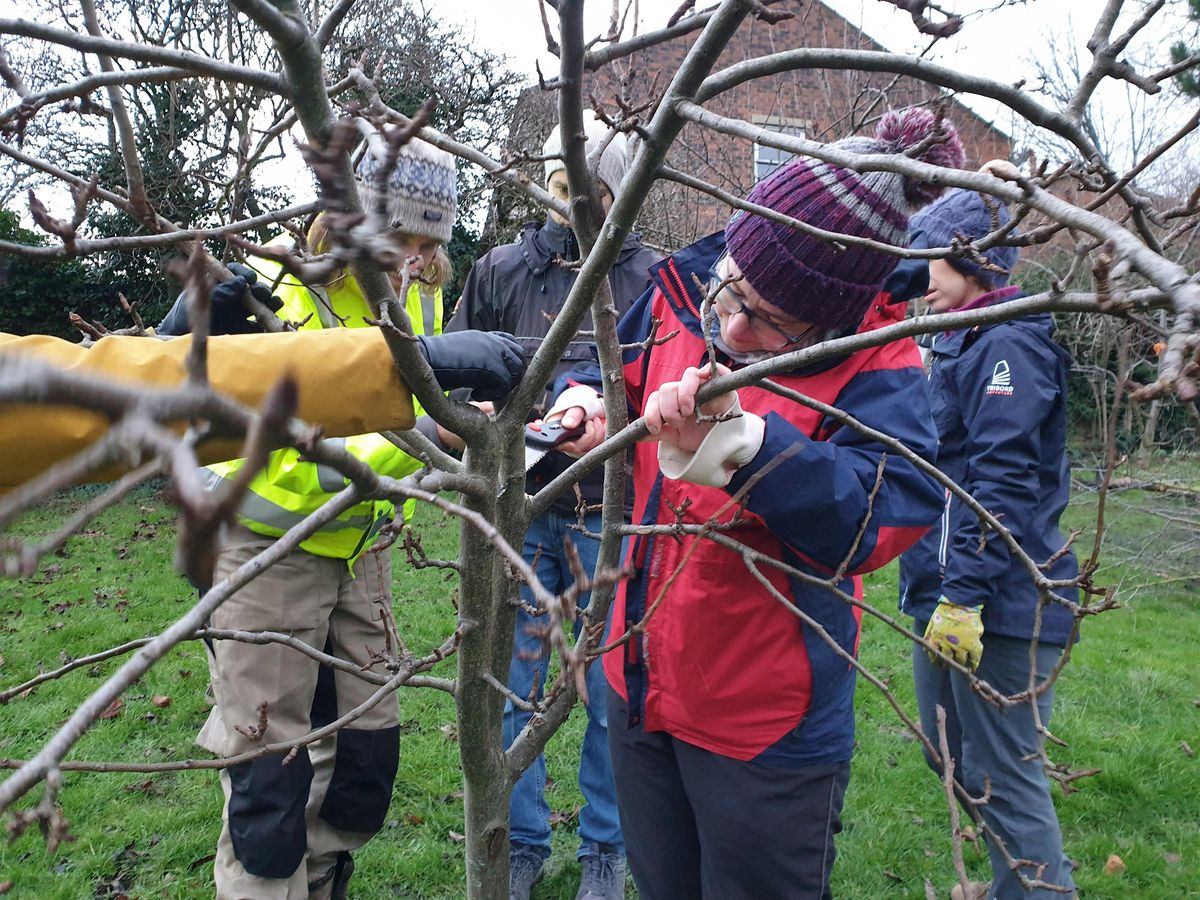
[{"xmin": 899, "ymin": 289, "xmax": 1079, "ymax": 645}]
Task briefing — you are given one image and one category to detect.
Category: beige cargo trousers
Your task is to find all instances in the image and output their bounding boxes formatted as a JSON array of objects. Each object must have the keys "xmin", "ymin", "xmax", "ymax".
[{"xmin": 197, "ymin": 524, "xmax": 400, "ymax": 899}]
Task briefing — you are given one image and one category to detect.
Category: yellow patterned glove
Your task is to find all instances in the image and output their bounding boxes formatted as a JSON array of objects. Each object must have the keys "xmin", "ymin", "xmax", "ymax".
[{"xmin": 924, "ymin": 599, "xmax": 984, "ymax": 670}]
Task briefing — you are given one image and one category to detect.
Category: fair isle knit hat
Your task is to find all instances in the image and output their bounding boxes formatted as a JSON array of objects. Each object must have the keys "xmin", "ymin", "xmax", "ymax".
[
  {"xmin": 910, "ymin": 188, "xmax": 1018, "ymax": 289},
  {"xmin": 355, "ymin": 137, "xmax": 458, "ymax": 244},
  {"xmin": 725, "ymin": 107, "xmax": 966, "ymax": 332},
  {"xmin": 543, "ymin": 115, "xmax": 632, "ymax": 201}
]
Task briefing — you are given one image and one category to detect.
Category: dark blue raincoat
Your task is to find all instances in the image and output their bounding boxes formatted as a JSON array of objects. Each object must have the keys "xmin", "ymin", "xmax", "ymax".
[{"xmin": 899, "ymin": 289, "xmax": 1079, "ymax": 646}]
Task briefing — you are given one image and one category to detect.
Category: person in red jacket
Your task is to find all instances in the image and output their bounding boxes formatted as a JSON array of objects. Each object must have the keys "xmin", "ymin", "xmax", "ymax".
[{"xmin": 549, "ymin": 108, "xmax": 962, "ymax": 898}]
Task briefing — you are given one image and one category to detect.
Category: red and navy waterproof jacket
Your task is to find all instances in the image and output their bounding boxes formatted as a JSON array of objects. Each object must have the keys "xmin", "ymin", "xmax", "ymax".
[
  {"xmin": 898, "ymin": 288, "xmax": 1079, "ymax": 645},
  {"xmin": 596, "ymin": 233, "xmax": 943, "ymax": 766}
]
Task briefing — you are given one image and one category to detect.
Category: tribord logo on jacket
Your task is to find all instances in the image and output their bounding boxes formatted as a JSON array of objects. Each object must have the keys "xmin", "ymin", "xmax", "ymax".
[{"xmin": 985, "ymin": 359, "xmax": 1013, "ymax": 396}]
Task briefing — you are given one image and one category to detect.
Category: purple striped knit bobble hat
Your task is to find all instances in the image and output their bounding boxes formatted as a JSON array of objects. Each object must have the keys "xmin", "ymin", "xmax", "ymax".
[{"xmin": 725, "ymin": 107, "xmax": 966, "ymax": 332}]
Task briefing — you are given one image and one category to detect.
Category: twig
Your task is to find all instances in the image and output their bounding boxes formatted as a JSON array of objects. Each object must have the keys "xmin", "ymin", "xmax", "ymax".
[{"xmin": 936, "ymin": 705, "xmax": 972, "ymax": 894}]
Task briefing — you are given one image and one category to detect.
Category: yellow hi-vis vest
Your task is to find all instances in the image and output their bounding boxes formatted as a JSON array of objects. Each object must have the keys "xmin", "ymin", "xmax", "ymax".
[{"xmin": 204, "ymin": 261, "xmax": 442, "ymax": 562}]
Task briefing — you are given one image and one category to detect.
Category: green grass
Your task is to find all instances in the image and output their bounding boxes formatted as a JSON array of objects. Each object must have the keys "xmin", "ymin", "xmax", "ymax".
[{"xmin": 1, "ymin": 465, "xmax": 1198, "ymax": 898}]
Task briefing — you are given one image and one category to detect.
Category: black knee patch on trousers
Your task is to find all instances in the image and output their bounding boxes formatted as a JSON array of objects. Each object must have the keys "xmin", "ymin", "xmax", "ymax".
[
  {"xmin": 227, "ymin": 750, "xmax": 314, "ymax": 879},
  {"xmin": 318, "ymin": 726, "xmax": 400, "ymax": 833}
]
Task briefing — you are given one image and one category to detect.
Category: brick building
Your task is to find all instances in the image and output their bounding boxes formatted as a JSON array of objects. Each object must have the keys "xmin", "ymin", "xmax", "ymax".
[{"xmin": 487, "ymin": 0, "xmax": 1010, "ymax": 253}]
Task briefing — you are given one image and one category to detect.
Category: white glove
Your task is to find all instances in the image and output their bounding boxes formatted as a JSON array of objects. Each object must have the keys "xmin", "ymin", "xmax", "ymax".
[
  {"xmin": 547, "ymin": 384, "xmax": 605, "ymax": 422},
  {"xmin": 657, "ymin": 393, "xmax": 765, "ymax": 488}
]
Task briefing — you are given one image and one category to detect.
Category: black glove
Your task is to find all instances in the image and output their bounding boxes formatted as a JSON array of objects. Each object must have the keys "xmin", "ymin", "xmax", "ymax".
[
  {"xmin": 158, "ymin": 263, "xmax": 284, "ymax": 336},
  {"xmin": 209, "ymin": 262, "xmax": 284, "ymax": 335},
  {"xmin": 416, "ymin": 331, "xmax": 527, "ymax": 401}
]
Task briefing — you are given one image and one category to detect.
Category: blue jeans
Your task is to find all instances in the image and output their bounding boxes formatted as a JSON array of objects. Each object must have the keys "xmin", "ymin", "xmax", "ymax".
[
  {"xmin": 503, "ymin": 510, "xmax": 623, "ymax": 861},
  {"xmin": 913, "ymin": 623, "xmax": 1075, "ymax": 899}
]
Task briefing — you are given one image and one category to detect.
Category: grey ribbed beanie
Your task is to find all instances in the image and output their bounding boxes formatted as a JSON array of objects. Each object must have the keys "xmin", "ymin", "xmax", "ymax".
[{"xmin": 543, "ymin": 116, "xmax": 631, "ymax": 200}]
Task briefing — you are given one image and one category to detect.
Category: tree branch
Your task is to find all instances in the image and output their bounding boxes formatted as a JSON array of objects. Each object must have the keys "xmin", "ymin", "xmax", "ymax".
[{"xmin": 0, "ymin": 18, "xmax": 287, "ymax": 95}]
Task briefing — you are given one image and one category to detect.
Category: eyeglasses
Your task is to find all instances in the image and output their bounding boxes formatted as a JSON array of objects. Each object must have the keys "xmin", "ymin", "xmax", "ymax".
[{"xmin": 711, "ymin": 282, "xmax": 812, "ymax": 347}]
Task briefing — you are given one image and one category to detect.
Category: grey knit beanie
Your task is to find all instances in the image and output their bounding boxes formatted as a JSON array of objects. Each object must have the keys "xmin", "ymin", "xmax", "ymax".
[
  {"xmin": 543, "ymin": 115, "xmax": 631, "ymax": 200},
  {"xmin": 909, "ymin": 188, "xmax": 1018, "ymax": 289},
  {"xmin": 355, "ymin": 137, "xmax": 457, "ymax": 244}
]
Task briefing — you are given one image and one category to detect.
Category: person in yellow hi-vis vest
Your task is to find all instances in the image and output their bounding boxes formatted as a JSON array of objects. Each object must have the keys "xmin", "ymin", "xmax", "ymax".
[{"xmin": 154, "ymin": 137, "xmax": 517, "ymax": 900}]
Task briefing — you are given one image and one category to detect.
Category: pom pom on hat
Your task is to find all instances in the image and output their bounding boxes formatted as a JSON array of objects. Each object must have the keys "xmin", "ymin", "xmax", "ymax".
[
  {"xmin": 543, "ymin": 115, "xmax": 632, "ymax": 201},
  {"xmin": 356, "ymin": 136, "xmax": 458, "ymax": 244},
  {"xmin": 725, "ymin": 107, "xmax": 966, "ymax": 332},
  {"xmin": 874, "ymin": 108, "xmax": 967, "ymax": 207},
  {"xmin": 910, "ymin": 188, "xmax": 1019, "ymax": 289}
]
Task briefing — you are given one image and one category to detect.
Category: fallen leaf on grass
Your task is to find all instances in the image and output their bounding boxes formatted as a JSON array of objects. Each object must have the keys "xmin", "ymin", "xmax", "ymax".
[
  {"xmin": 0, "ymin": 654, "xmax": 5, "ymax": 669},
  {"xmin": 187, "ymin": 853, "xmax": 216, "ymax": 872},
  {"xmin": 123, "ymin": 779, "xmax": 162, "ymax": 795},
  {"xmin": 447, "ymin": 830, "xmax": 465, "ymax": 844},
  {"xmin": 883, "ymin": 870, "xmax": 902, "ymax": 883},
  {"xmin": 0, "ymin": 880, "xmax": 12, "ymax": 894},
  {"xmin": 438, "ymin": 723, "xmax": 458, "ymax": 742},
  {"xmin": 1104, "ymin": 854, "xmax": 1126, "ymax": 876},
  {"xmin": 99, "ymin": 697, "xmax": 124, "ymax": 719},
  {"xmin": 404, "ymin": 814, "xmax": 424, "ymax": 826},
  {"xmin": 549, "ymin": 806, "xmax": 580, "ymax": 828},
  {"xmin": 1164, "ymin": 852, "xmax": 1182, "ymax": 865},
  {"xmin": 1180, "ymin": 741, "xmax": 1195, "ymax": 758},
  {"xmin": 151, "ymin": 695, "xmax": 172, "ymax": 708}
]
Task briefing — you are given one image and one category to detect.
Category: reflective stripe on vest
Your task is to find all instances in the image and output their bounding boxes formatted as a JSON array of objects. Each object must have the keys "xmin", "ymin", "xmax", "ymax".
[
  {"xmin": 419, "ymin": 286, "xmax": 438, "ymax": 336},
  {"xmin": 314, "ymin": 438, "xmax": 349, "ymax": 492},
  {"xmin": 202, "ymin": 458, "xmax": 385, "ymax": 560},
  {"xmin": 204, "ymin": 467, "xmax": 376, "ymax": 532},
  {"xmin": 305, "ymin": 285, "xmax": 342, "ymax": 329}
]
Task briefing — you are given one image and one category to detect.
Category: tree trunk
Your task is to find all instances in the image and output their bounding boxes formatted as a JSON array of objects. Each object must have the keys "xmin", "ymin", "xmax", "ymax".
[
  {"xmin": 456, "ymin": 445, "xmax": 526, "ymax": 899},
  {"xmin": 1136, "ymin": 397, "xmax": 1162, "ymax": 466}
]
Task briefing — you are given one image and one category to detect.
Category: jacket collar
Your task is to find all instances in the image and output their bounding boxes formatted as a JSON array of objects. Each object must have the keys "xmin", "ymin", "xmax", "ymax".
[
  {"xmin": 518, "ymin": 217, "xmax": 647, "ymax": 276},
  {"xmin": 932, "ymin": 286, "xmax": 1025, "ymax": 358}
]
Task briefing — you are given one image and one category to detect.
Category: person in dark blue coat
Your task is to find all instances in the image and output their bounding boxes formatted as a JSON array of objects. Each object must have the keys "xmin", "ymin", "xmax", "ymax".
[{"xmin": 898, "ymin": 186, "xmax": 1078, "ymax": 899}]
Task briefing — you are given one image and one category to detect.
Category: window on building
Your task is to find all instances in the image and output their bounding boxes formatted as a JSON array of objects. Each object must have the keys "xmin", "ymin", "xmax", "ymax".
[{"xmin": 753, "ymin": 121, "xmax": 807, "ymax": 182}]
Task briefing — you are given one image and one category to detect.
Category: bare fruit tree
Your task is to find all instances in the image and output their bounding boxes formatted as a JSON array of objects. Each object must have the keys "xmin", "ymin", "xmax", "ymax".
[{"xmin": 1, "ymin": 0, "xmax": 1198, "ymax": 897}]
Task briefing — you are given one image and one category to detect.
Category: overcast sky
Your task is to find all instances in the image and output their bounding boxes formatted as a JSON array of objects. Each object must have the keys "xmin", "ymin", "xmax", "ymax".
[
  {"xmin": 3, "ymin": 0, "xmax": 1194, "ymax": 215},
  {"xmin": 452, "ymin": 0, "xmax": 1182, "ymax": 141}
]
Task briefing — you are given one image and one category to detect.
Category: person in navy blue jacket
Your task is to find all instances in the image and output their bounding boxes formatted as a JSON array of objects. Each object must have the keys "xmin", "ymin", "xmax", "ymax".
[{"xmin": 898, "ymin": 185, "xmax": 1079, "ymax": 899}]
